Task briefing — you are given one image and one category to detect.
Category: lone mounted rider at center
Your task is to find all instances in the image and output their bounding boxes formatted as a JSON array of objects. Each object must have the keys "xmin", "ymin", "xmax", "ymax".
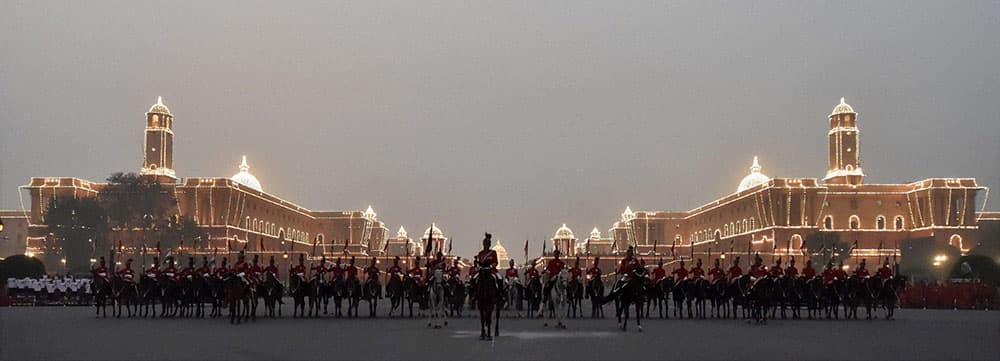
[{"xmin": 474, "ymin": 233, "xmax": 500, "ymax": 289}]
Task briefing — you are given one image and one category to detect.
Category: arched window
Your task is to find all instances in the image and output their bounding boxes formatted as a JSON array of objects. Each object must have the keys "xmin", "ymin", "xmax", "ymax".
[
  {"xmin": 675, "ymin": 234, "xmax": 682, "ymax": 245},
  {"xmin": 714, "ymin": 230, "xmax": 722, "ymax": 241},
  {"xmin": 253, "ymin": 219, "xmax": 259, "ymax": 232},
  {"xmin": 750, "ymin": 218, "xmax": 755, "ymax": 230},
  {"xmin": 849, "ymin": 215, "xmax": 860, "ymax": 230},
  {"xmin": 876, "ymin": 216, "xmax": 886, "ymax": 230},
  {"xmin": 791, "ymin": 234, "xmax": 803, "ymax": 249},
  {"xmin": 724, "ymin": 224, "xmax": 729, "ymax": 236},
  {"xmin": 742, "ymin": 219, "xmax": 748, "ymax": 233},
  {"xmin": 824, "ymin": 216, "xmax": 833, "ymax": 230},
  {"xmin": 730, "ymin": 222, "xmax": 735, "ymax": 235},
  {"xmin": 894, "ymin": 216, "xmax": 904, "ymax": 230},
  {"xmin": 949, "ymin": 234, "xmax": 963, "ymax": 250}
]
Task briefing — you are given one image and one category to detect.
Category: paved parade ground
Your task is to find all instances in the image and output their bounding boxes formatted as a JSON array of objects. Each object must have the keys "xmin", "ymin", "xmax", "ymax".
[{"xmin": 2, "ymin": 302, "xmax": 998, "ymax": 361}]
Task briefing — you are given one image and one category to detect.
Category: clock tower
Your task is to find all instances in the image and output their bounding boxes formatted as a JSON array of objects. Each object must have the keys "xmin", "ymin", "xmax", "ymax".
[
  {"xmin": 824, "ymin": 97, "xmax": 864, "ymax": 185},
  {"xmin": 140, "ymin": 96, "xmax": 177, "ymax": 183}
]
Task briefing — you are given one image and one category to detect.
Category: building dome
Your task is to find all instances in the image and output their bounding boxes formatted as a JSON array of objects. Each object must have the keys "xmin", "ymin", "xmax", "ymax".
[
  {"xmin": 554, "ymin": 224, "xmax": 575, "ymax": 239},
  {"xmin": 231, "ymin": 155, "xmax": 263, "ymax": 192},
  {"xmin": 737, "ymin": 156, "xmax": 770, "ymax": 192},
  {"xmin": 364, "ymin": 205, "xmax": 377, "ymax": 220},
  {"xmin": 396, "ymin": 226, "xmax": 408, "ymax": 238},
  {"xmin": 621, "ymin": 206, "xmax": 636, "ymax": 222},
  {"xmin": 147, "ymin": 96, "xmax": 171, "ymax": 115},
  {"xmin": 491, "ymin": 240, "xmax": 510, "ymax": 263},
  {"xmin": 830, "ymin": 97, "xmax": 856, "ymax": 117},
  {"xmin": 590, "ymin": 227, "xmax": 602, "ymax": 239},
  {"xmin": 422, "ymin": 224, "xmax": 445, "ymax": 240}
]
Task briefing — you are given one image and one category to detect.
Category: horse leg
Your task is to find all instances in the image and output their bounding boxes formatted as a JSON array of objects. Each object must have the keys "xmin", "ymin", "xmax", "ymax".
[{"xmin": 635, "ymin": 301, "xmax": 643, "ymax": 332}]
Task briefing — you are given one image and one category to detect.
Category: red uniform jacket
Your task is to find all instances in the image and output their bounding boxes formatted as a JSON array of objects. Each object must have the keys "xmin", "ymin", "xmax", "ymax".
[
  {"xmin": 768, "ymin": 265, "xmax": 783, "ymax": 278},
  {"xmin": 93, "ymin": 266, "xmax": 109, "ymax": 279},
  {"xmin": 877, "ymin": 266, "xmax": 893, "ymax": 279},
  {"xmin": 652, "ymin": 267, "xmax": 667, "ymax": 281},
  {"xmin": 586, "ymin": 266, "xmax": 602, "ymax": 279},
  {"xmin": 310, "ymin": 265, "xmax": 327, "ymax": 279},
  {"xmin": 728, "ymin": 265, "xmax": 743, "ymax": 279},
  {"xmin": 408, "ymin": 267, "xmax": 424, "ymax": 284},
  {"xmin": 249, "ymin": 264, "xmax": 263, "ymax": 283},
  {"xmin": 290, "ymin": 265, "xmax": 307, "ymax": 280},
  {"xmin": 116, "ymin": 267, "xmax": 134, "ymax": 282},
  {"xmin": 708, "ymin": 267, "xmax": 725, "ymax": 282},
  {"xmin": 346, "ymin": 266, "xmax": 359, "ymax": 280},
  {"xmin": 855, "ymin": 268, "xmax": 870, "ymax": 277},
  {"xmin": 263, "ymin": 265, "xmax": 279, "ymax": 279},
  {"xmin": 388, "ymin": 265, "xmax": 403, "ymax": 275},
  {"xmin": 822, "ymin": 269, "xmax": 836, "ymax": 285},
  {"xmin": 784, "ymin": 266, "xmax": 798, "ymax": 278},
  {"xmin": 525, "ymin": 267, "xmax": 540, "ymax": 280},
  {"xmin": 162, "ymin": 266, "xmax": 179, "ymax": 280},
  {"xmin": 180, "ymin": 266, "xmax": 196, "ymax": 280},
  {"xmin": 145, "ymin": 266, "xmax": 161, "ymax": 279},
  {"xmin": 749, "ymin": 264, "xmax": 767, "ymax": 278},
  {"xmin": 672, "ymin": 267, "xmax": 688, "ymax": 281},
  {"xmin": 213, "ymin": 266, "xmax": 229, "ymax": 279},
  {"xmin": 618, "ymin": 257, "xmax": 640, "ymax": 275},
  {"xmin": 690, "ymin": 266, "xmax": 705, "ymax": 279},
  {"xmin": 365, "ymin": 266, "xmax": 380, "ymax": 280},
  {"xmin": 803, "ymin": 267, "xmax": 816, "ymax": 279},
  {"xmin": 505, "ymin": 268, "xmax": 519, "ymax": 279},
  {"xmin": 196, "ymin": 266, "xmax": 212, "ymax": 278},
  {"xmin": 477, "ymin": 249, "xmax": 499, "ymax": 274},
  {"xmin": 569, "ymin": 267, "xmax": 583, "ymax": 281},
  {"xmin": 835, "ymin": 269, "xmax": 849, "ymax": 280},
  {"xmin": 546, "ymin": 259, "xmax": 565, "ymax": 278}
]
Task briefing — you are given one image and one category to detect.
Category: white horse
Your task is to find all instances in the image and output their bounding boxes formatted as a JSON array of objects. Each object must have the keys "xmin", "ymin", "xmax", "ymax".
[
  {"xmin": 541, "ymin": 269, "xmax": 568, "ymax": 329},
  {"xmin": 506, "ymin": 274, "xmax": 522, "ymax": 317},
  {"xmin": 426, "ymin": 268, "xmax": 448, "ymax": 329}
]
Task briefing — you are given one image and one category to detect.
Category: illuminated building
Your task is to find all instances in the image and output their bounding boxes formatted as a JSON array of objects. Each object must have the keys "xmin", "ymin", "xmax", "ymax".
[{"xmin": 17, "ymin": 97, "xmax": 389, "ymax": 269}]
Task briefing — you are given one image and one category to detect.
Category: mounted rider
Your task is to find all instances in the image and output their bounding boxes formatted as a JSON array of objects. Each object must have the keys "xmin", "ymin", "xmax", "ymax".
[
  {"xmin": 213, "ymin": 257, "xmax": 229, "ymax": 280},
  {"xmin": 524, "ymin": 262, "xmax": 540, "ymax": 282},
  {"xmin": 586, "ymin": 257, "xmax": 602, "ymax": 281},
  {"xmin": 835, "ymin": 261, "xmax": 849, "ymax": 281},
  {"xmin": 230, "ymin": 251, "xmax": 250, "ymax": 284},
  {"xmin": 446, "ymin": 258, "xmax": 463, "ymax": 280},
  {"xmin": 877, "ymin": 257, "xmax": 894, "ymax": 280},
  {"xmin": 672, "ymin": 259, "xmax": 689, "ymax": 281},
  {"xmin": 617, "ymin": 246, "xmax": 641, "ymax": 276},
  {"xmin": 728, "ymin": 256, "xmax": 743, "ymax": 280},
  {"xmin": 117, "ymin": 258, "xmax": 136, "ymax": 284},
  {"xmin": 708, "ymin": 258, "xmax": 725, "ymax": 283},
  {"xmin": 802, "ymin": 259, "xmax": 817, "ymax": 279},
  {"xmin": 330, "ymin": 258, "xmax": 344, "ymax": 283},
  {"xmin": 690, "ymin": 258, "xmax": 705, "ymax": 279},
  {"xmin": 92, "ymin": 257, "xmax": 110, "ymax": 282},
  {"xmin": 822, "ymin": 261, "xmax": 837, "ymax": 285},
  {"xmin": 311, "ymin": 256, "xmax": 329, "ymax": 282},
  {"xmin": 474, "ymin": 233, "xmax": 501, "ymax": 288},
  {"xmin": 196, "ymin": 256, "xmax": 211, "ymax": 279},
  {"xmin": 290, "ymin": 254, "xmax": 307, "ymax": 282},
  {"xmin": 263, "ymin": 255, "xmax": 280, "ymax": 281},
  {"xmin": 387, "ymin": 256, "xmax": 404, "ymax": 282},
  {"xmin": 365, "ymin": 257, "xmax": 381, "ymax": 284},
  {"xmin": 854, "ymin": 259, "xmax": 870, "ymax": 278},
  {"xmin": 544, "ymin": 249, "xmax": 566, "ymax": 294},
  {"xmin": 408, "ymin": 256, "xmax": 425, "ymax": 286},
  {"xmin": 504, "ymin": 259, "xmax": 519, "ymax": 283},
  {"xmin": 748, "ymin": 253, "xmax": 767, "ymax": 278},
  {"xmin": 180, "ymin": 257, "xmax": 197, "ymax": 281},
  {"xmin": 162, "ymin": 256, "xmax": 179, "ymax": 281},
  {"xmin": 145, "ymin": 256, "xmax": 161, "ymax": 280},
  {"xmin": 784, "ymin": 258, "xmax": 799, "ymax": 278},
  {"xmin": 569, "ymin": 257, "xmax": 583, "ymax": 283},
  {"xmin": 769, "ymin": 258, "xmax": 783, "ymax": 278},
  {"xmin": 345, "ymin": 256, "xmax": 359, "ymax": 282},
  {"xmin": 249, "ymin": 255, "xmax": 263, "ymax": 285},
  {"xmin": 652, "ymin": 259, "xmax": 667, "ymax": 282}
]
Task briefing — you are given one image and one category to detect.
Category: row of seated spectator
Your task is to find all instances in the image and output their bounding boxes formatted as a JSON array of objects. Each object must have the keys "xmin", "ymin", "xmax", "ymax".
[
  {"xmin": 4, "ymin": 276, "xmax": 93, "ymax": 306},
  {"xmin": 899, "ymin": 279, "xmax": 998, "ymax": 310}
]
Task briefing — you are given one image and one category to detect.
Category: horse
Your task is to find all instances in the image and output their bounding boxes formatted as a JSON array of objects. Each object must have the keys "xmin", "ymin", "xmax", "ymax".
[
  {"xmin": 192, "ymin": 272, "xmax": 213, "ymax": 318},
  {"xmin": 823, "ymin": 278, "xmax": 847, "ymax": 319},
  {"xmin": 880, "ymin": 276, "xmax": 906, "ymax": 320},
  {"xmin": 844, "ymin": 276, "xmax": 865, "ymax": 319},
  {"xmin": 224, "ymin": 274, "xmax": 251, "ymax": 324},
  {"xmin": 727, "ymin": 275, "xmax": 751, "ymax": 319},
  {"xmin": 644, "ymin": 277, "xmax": 669, "ymax": 319},
  {"xmin": 709, "ymin": 277, "xmax": 728, "ymax": 318},
  {"xmin": 773, "ymin": 276, "xmax": 797, "ymax": 319},
  {"xmin": 585, "ymin": 274, "xmax": 605, "ymax": 318},
  {"xmin": 446, "ymin": 275, "xmax": 466, "ymax": 318},
  {"xmin": 158, "ymin": 275, "xmax": 181, "ymax": 317},
  {"xmin": 260, "ymin": 271, "xmax": 284, "ymax": 318},
  {"xmin": 403, "ymin": 276, "xmax": 425, "ymax": 318},
  {"xmin": 858, "ymin": 276, "xmax": 882, "ymax": 320},
  {"xmin": 804, "ymin": 276, "xmax": 823, "ymax": 319},
  {"xmin": 426, "ymin": 268, "xmax": 448, "ymax": 328},
  {"xmin": 330, "ymin": 276, "xmax": 345, "ymax": 317},
  {"xmin": 525, "ymin": 276, "xmax": 543, "ymax": 318},
  {"xmin": 309, "ymin": 275, "xmax": 328, "ymax": 317},
  {"xmin": 474, "ymin": 265, "xmax": 502, "ymax": 340},
  {"xmin": 91, "ymin": 275, "xmax": 113, "ymax": 318},
  {"xmin": 386, "ymin": 273, "xmax": 405, "ymax": 317},
  {"xmin": 111, "ymin": 275, "xmax": 138, "ymax": 318},
  {"xmin": 671, "ymin": 278, "xmax": 690, "ymax": 318},
  {"xmin": 289, "ymin": 273, "xmax": 309, "ymax": 318},
  {"xmin": 362, "ymin": 276, "xmax": 381, "ymax": 317},
  {"xmin": 345, "ymin": 276, "xmax": 362, "ymax": 317},
  {"xmin": 177, "ymin": 273, "xmax": 198, "ymax": 318},
  {"xmin": 506, "ymin": 275, "xmax": 523, "ymax": 316},
  {"xmin": 542, "ymin": 269, "xmax": 568, "ymax": 328},
  {"xmin": 566, "ymin": 275, "xmax": 584, "ymax": 318},
  {"xmin": 208, "ymin": 275, "xmax": 226, "ymax": 318},
  {"xmin": 615, "ymin": 267, "xmax": 647, "ymax": 332},
  {"xmin": 689, "ymin": 277, "xmax": 709, "ymax": 319},
  {"xmin": 748, "ymin": 276, "xmax": 776, "ymax": 323}
]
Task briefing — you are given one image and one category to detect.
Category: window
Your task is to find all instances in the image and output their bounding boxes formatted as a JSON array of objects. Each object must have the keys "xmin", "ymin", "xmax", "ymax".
[
  {"xmin": 949, "ymin": 234, "xmax": 963, "ymax": 250},
  {"xmin": 894, "ymin": 216, "xmax": 904, "ymax": 230},
  {"xmin": 876, "ymin": 216, "xmax": 886, "ymax": 230},
  {"xmin": 849, "ymin": 215, "xmax": 860, "ymax": 230},
  {"xmin": 724, "ymin": 224, "xmax": 729, "ymax": 236},
  {"xmin": 824, "ymin": 216, "xmax": 833, "ymax": 230}
]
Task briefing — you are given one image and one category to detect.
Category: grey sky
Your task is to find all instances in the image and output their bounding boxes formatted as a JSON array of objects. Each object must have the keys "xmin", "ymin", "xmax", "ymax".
[{"xmin": 2, "ymin": 1, "xmax": 998, "ymax": 260}]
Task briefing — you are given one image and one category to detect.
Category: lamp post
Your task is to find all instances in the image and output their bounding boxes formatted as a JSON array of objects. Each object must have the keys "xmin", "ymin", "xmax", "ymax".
[{"xmin": 0, "ymin": 217, "xmax": 5, "ymax": 233}]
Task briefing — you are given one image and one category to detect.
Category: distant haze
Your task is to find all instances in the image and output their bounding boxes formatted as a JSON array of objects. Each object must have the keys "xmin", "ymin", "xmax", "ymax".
[{"xmin": 1, "ymin": 1, "xmax": 998, "ymax": 260}]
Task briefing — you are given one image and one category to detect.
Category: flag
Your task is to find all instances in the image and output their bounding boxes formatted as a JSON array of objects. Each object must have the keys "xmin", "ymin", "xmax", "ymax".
[
  {"xmin": 226, "ymin": 238, "xmax": 231, "ymax": 252},
  {"xmin": 344, "ymin": 238, "xmax": 350, "ymax": 254},
  {"xmin": 542, "ymin": 240, "xmax": 547, "ymax": 256},
  {"xmin": 671, "ymin": 239, "xmax": 676, "ymax": 257},
  {"xmin": 446, "ymin": 238, "xmax": 452, "ymax": 254},
  {"xmin": 424, "ymin": 224, "xmax": 434, "ymax": 257},
  {"xmin": 156, "ymin": 241, "xmax": 161, "ymax": 254},
  {"xmin": 117, "ymin": 240, "xmax": 123, "ymax": 254},
  {"xmin": 524, "ymin": 239, "xmax": 529, "ymax": 262}
]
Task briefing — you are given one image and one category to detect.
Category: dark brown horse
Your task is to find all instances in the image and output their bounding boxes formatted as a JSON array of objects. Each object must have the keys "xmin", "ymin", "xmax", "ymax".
[
  {"xmin": 475, "ymin": 266, "xmax": 501, "ymax": 340},
  {"xmin": 225, "ymin": 274, "xmax": 251, "ymax": 324}
]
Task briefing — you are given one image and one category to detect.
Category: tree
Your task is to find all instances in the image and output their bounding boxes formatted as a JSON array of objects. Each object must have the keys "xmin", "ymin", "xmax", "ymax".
[
  {"xmin": 900, "ymin": 237, "xmax": 961, "ymax": 281},
  {"xmin": 0, "ymin": 255, "xmax": 46, "ymax": 279},
  {"xmin": 43, "ymin": 197, "xmax": 109, "ymax": 274},
  {"xmin": 949, "ymin": 255, "xmax": 1000, "ymax": 286},
  {"xmin": 803, "ymin": 232, "xmax": 849, "ymax": 265},
  {"xmin": 161, "ymin": 216, "xmax": 205, "ymax": 254},
  {"xmin": 99, "ymin": 172, "xmax": 176, "ymax": 230}
]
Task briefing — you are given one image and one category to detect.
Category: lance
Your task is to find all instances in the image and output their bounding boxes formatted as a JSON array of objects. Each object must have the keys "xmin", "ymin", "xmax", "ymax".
[
  {"xmin": 524, "ymin": 239, "xmax": 529, "ymax": 265},
  {"xmin": 141, "ymin": 242, "xmax": 147, "ymax": 270},
  {"xmin": 653, "ymin": 238, "xmax": 658, "ymax": 255},
  {"xmin": 771, "ymin": 239, "xmax": 776, "ymax": 264}
]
